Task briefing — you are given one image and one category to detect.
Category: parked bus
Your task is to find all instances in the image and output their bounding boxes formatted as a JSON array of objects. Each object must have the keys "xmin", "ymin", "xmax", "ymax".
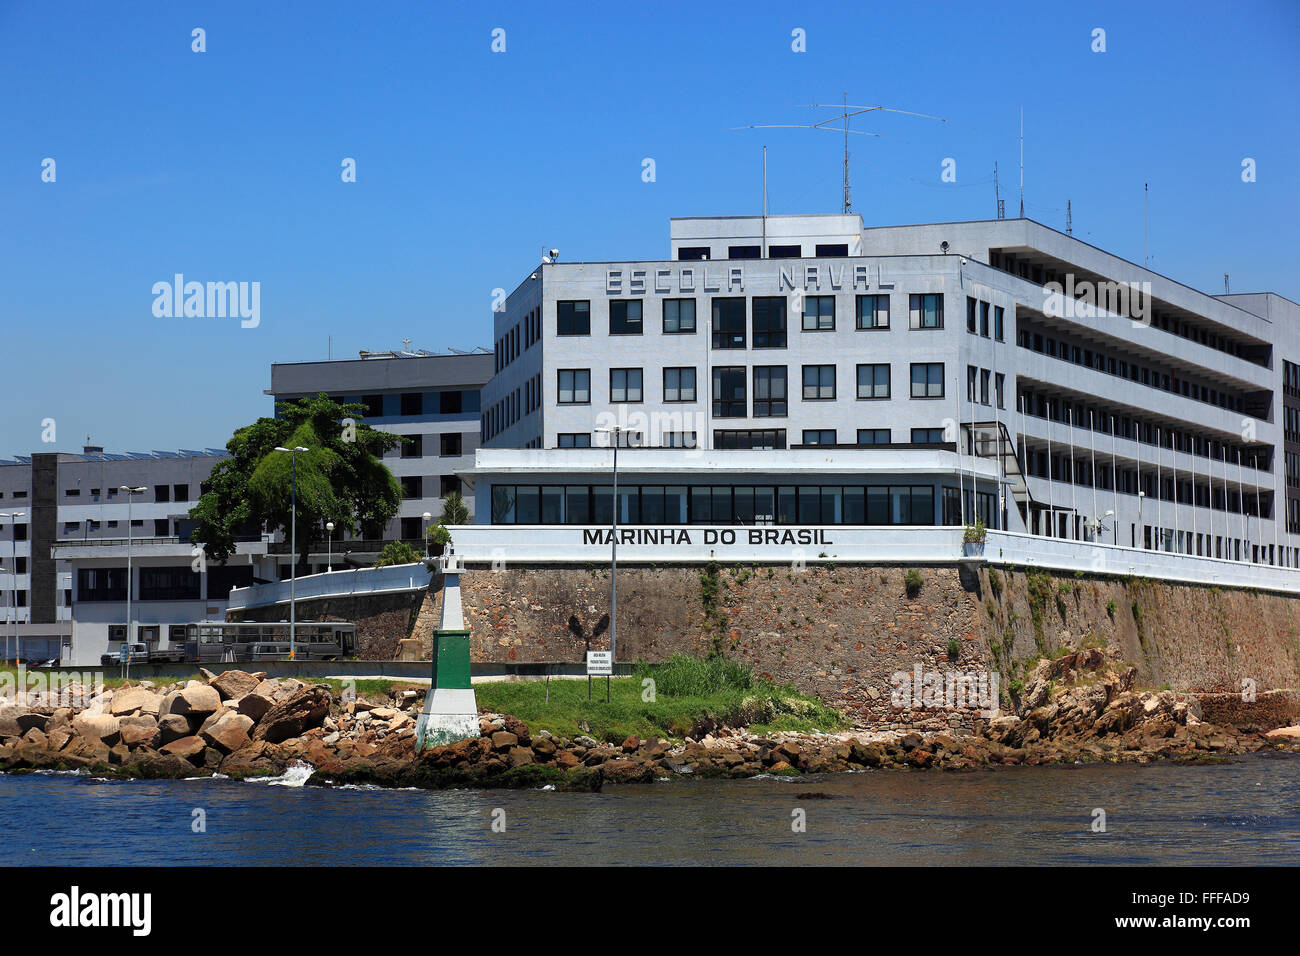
[{"xmin": 181, "ymin": 621, "xmax": 357, "ymax": 663}]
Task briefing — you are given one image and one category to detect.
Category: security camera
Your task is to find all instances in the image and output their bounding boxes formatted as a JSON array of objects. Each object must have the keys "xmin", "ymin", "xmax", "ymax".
[
  {"xmin": 959, "ymin": 256, "xmax": 968, "ymax": 266},
  {"xmin": 940, "ymin": 241, "xmax": 950, "ymax": 254},
  {"xmin": 550, "ymin": 249, "xmax": 559, "ymax": 259},
  {"xmin": 530, "ymin": 272, "xmax": 538, "ymax": 280}
]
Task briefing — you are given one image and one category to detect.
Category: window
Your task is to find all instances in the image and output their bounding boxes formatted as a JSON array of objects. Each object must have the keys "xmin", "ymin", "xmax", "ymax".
[
  {"xmin": 557, "ymin": 300, "xmax": 591, "ymax": 335},
  {"xmin": 401, "ymin": 434, "xmax": 423, "ymax": 458},
  {"xmin": 980, "ymin": 301, "xmax": 991, "ymax": 337},
  {"xmin": 440, "ymin": 476, "xmax": 460, "ymax": 497},
  {"xmin": 995, "ymin": 372, "xmax": 1005, "ymax": 409},
  {"xmin": 980, "ymin": 368, "xmax": 991, "ymax": 405},
  {"xmin": 712, "ymin": 298, "xmax": 746, "ymax": 348},
  {"xmin": 63, "ymin": 522, "xmax": 79, "ymax": 534},
  {"xmin": 609, "ymin": 299, "xmax": 643, "ymax": 334},
  {"xmin": 712, "ymin": 367, "xmax": 747, "ymax": 417},
  {"xmin": 857, "ymin": 429, "xmax": 890, "ymax": 445},
  {"xmin": 439, "ymin": 390, "xmax": 463, "ymax": 414},
  {"xmin": 663, "ymin": 298, "xmax": 696, "ymax": 333},
  {"xmin": 802, "ymin": 365, "xmax": 836, "ymax": 400},
  {"xmin": 966, "ymin": 297, "xmax": 977, "ymax": 333},
  {"xmin": 558, "ymin": 369, "xmax": 590, "ymax": 404},
  {"xmin": 401, "ymin": 476, "xmax": 422, "ymax": 499},
  {"xmin": 994, "ymin": 306, "xmax": 1005, "ymax": 341},
  {"xmin": 753, "ymin": 366, "xmax": 787, "ymax": 417},
  {"xmin": 768, "ymin": 244, "xmax": 801, "ymax": 258},
  {"xmin": 154, "ymin": 485, "xmax": 170, "ymax": 503},
  {"xmin": 751, "ymin": 296, "xmax": 787, "ymax": 348},
  {"xmin": 714, "ymin": 429, "xmax": 786, "ymax": 449},
  {"xmin": 802, "ymin": 429, "xmax": 837, "ymax": 445},
  {"xmin": 139, "ymin": 566, "xmax": 201, "ymax": 601},
  {"xmin": 967, "ymin": 365, "xmax": 978, "ymax": 402},
  {"xmin": 154, "ymin": 519, "xmax": 169, "ymax": 536},
  {"xmin": 610, "ymin": 368, "xmax": 643, "ymax": 402},
  {"xmin": 678, "ymin": 246, "xmax": 710, "ymax": 260},
  {"xmin": 362, "ymin": 394, "xmax": 384, "ymax": 418},
  {"xmin": 400, "ymin": 392, "xmax": 423, "ymax": 416},
  {"xmin": 911, "ymin": 428, "xmax": 946, "ymax": 443},
  {"xmin": 802, "ymin": 295, "xmax": 835, "ymax": 331},
  {"xmin": 173, "ymin": 484, "xmax": 188, "ymax": 501},
  {"xmin": 661, "ymin": 432, "xmax": 698, "ymax": 448},
  {"xmin": 77, "ymin": 568, "xmax": 127, "ymax": 602},
  {"xmin": 728, "ymin": 245, "xmax": 761, "ymax": 259},
  {"xmin": 911, "ymin": 363, "xmax": 945, "ymax": 398},
  {"xmin": 856, "ymin": 294, "xmax": 889, "ymax": 329},
  {"xmin": 440, "ymin": 433, "xmax": 462, "ymax": 456},
  {"xmin": 853, "ymin": 364, "xmax": 889, "ymax": 400},
  {"xmin": 64, "ymin": 488, "xmax": 80, "ymax": 497},
  {"xmin": 909, "ymin": 293, "xmax": 944, "ymax": 329},
  {"xmin": 15, "ymin": 524, "xmax": 27, "ymax": 540},
  {"xmin": 663, "ymin": 367, "xmax": 696, "ymax": 402},
  {"xmin": 557, "ymin": 433, "xmax": 591, "ymax": 448},
  {"xmin": 815, "ymin": 243, "xmax": 848, "ymax": 257}
]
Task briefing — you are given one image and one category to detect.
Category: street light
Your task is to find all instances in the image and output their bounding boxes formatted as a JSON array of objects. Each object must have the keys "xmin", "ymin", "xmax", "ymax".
[
  {"xmin": 594, "ymin": 425, "xmax": 628, "ymax": 701},
  {"xmin": 0, "ymin": 512, "xmax": 21, "ymax": 665},
  {"xmin": 421, "ymin": 511, "xmax": 433, "ymax": 554},
  {"xmin": 118, "ymin": 489, "xmax": 145, "ymax": 678},
  {"xmin": 273, "ymin": 446, "xmax": 309, "ymax": 660},
  {"xmin": 1137, "ymin": 491, "xmax": 1146, "ymax": 549},
  {"xmin": 325, "ymin": 521, "xmax": 335, "ymax": 571}
]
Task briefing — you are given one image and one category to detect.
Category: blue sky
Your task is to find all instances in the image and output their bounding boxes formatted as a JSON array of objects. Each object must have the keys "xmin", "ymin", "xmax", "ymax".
[{"xmin": 2, "ymin": 0, "xmax": 1297, "ymax": 455}]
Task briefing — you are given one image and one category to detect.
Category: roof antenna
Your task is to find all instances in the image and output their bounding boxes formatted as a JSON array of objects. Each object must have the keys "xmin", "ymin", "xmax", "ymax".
[
  {"xmin": 994, "ymin": 162, "xmax": 1005, "ymax": 219},
  {"xmin": 1066, "ymin": 199, "xmax": 1072, "ymax": 236},
  {"xmin": 1224, "ymin": 273, "xmax": 1230, "ymax": 294},
  {"xmin": 1018, "ymin": 107, "xmax": 1024, "ymax": 217},
  {"xmin": 1144, "ymin": 183, "xmax": 1150, "ymax": 267},
  {"xmin": 762, "ymin": 145, "xmax": 768, "ymax": 255}
]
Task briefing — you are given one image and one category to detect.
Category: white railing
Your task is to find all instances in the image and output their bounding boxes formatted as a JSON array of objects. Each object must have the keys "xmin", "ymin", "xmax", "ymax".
[
  {"xmin": 226, "ymin": 562, "xmax": 431, "ymax": 611},
  {"xmin": 986, "ymin": 529, "xmax": 1300, "ymax": 594}
]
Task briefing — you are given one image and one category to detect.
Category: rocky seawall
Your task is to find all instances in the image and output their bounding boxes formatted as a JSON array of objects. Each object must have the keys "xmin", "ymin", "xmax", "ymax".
[{"xmin": 1, "ymin": 651, "xmax": 1298, "ymax": 790}]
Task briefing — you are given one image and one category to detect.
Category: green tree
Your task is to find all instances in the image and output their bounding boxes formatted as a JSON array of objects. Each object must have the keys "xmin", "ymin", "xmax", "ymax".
[
  {"xmin": 375, "ymin": 540, "xmax": 423, "ymax": 567},
  {"xmin": 439, "ymin": 490, "xmax": 469, "ymax": 525},
  {"xmin": 188, "ymin": 394, "xmax": 403, "ymax": 572}
]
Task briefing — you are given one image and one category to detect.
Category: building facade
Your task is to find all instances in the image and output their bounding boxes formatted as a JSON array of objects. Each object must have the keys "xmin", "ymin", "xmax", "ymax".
[{"xmin": 477, "ymin": 214, "xmax": 1300, "ymax": 571}]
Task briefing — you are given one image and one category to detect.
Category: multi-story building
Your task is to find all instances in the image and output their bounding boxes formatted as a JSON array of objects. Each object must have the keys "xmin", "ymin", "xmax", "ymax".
[
  {"xmin": 476, "ymin": 213, "xmax": 1300, "ymax": 573},
  {"xmin": 0, "ymin": 446, "xmax": 263, "ymax": 665},
  {"xmin": 267, "ymin": 346, "xmax": 493, "ymax": 572}
]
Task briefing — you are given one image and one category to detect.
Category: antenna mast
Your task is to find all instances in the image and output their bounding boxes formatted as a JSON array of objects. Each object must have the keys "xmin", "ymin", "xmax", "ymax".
[
  {"xmin": 1066, "ymin": 199, "xmax": 1072, "ymax": 236},
  {"xmin": 1018, "ymin": 108, "xmax": 1024, "ymax": 217},
  {"xmin": 994, "ymin": 162, "xmax": 1004, "ymax": 219},
  {"xmin": 733, "ymin": 99, "xmax": 948, "ymax": 218},
  {"xmin": 1144, "ymin": 183, "xmax": 1150, "ymax": 267}
]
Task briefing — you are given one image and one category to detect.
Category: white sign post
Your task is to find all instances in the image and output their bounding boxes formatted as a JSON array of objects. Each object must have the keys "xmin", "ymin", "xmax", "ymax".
[{"xmin": 587, "ymin": 650, "xmax": 612, "ymax": 703}]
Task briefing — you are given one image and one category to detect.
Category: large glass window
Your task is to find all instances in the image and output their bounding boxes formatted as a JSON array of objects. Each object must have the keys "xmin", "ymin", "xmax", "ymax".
[
  {"xmin": 609, "ymin": 300, "xmax": 643, "ymax": 335},
  {"xmin": 557, "ymin": 300, "xmax": 590, "ymax": 336},
  {"xmin": 802, "ymin": 295, "xmax": 835, "ymax": 331},
  {"xmin": 712, "ymin": 367, "xmax": 747, "ymax": 417},
  {"xmin": 557, "ymin": 433, "xmax": 591, "ymax": 448},
  {"xmin": 909, "ymin": 293, "xmax": 944, "ymax": 329},
  {"xmin": 712, "ymin": 298, "xmax": 746, "ymax": 349},
  {"xmin": 910, "ymin": 362, "xmax": 944, "ymax": 398},
  {"xmin": 752, "ymin": 297, "xmax": 787, "ymax": 348},
  {"xmin": 857, "ymin": 428, "xmax": 890, "ymax": 445},
  {"xmin": 558, "ymin": 369, "xmax": 590, "ymax": 404},
  {"xmin": 753, "ymin": 366, "xmax": 787, "ymax": 417},
  {"xmin": 802, "ymin": 430, "xmax": 836, "ymax": 446},
  {"xmin": 610, "ymin": 368, "xmax": 643, "ymax": 402},
  {"xmin": 663, "ymin": 367, "xmax": 696, "ymax": 402},
  {"xmin": 856, "ymin": 364, "xmax": 889, "ymax": 399},
  {"xmin": 802, "ymin": 365, "xmax": 836, "ymax": 400},
  {"xmin": 663, "ymin": 298, "xmax": 696, "ymax": 333},
  {"xmin": 856, "ymin": 294, "xmax": 889, "ymax": 329}
]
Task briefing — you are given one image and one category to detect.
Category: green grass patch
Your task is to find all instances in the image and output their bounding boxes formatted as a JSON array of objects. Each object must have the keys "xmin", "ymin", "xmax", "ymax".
[{"xmin": 474, "ymin": 655, "xmax": 843, "ymax": 743}]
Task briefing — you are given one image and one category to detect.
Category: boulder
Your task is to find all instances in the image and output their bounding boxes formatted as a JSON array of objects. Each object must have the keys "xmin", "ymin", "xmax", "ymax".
[
  {"xmin": 110, "ymin": 686, "xmax": 161, "ymax": 717},
  {"xmin": 600, "ymin": 759, "xmax": 655, "ymax": 785},
  {"xmin": 152, "ymin": 713, "xmax": 191, "ymax": 747},
  {"xmin": 16, "ymin": 711, "xmax": 49, "ymax": 734},
  {"xmin": 0, "ymin": 706, "xmax": 27, "ymax": 738},
  {"xmin": 71, "ymin": 713, "xmax": 122, "ymax": 746},
  {"xmin": 160, "ymin": 735, "xmax": 207, "ymax": 765},
  {"xmin": 21, "ymin": 727, "xmax": 48, "ymax": 750},
  {"xmin": 506, "ymin": 746, "xmax": 535, "ymax": 768},
  {"xmin": 237, "ymin": 693, "xmax": 274, "ymax": 723},
  {"xmin": 250, "ymin": 686, "xmax": 331, "ymax": 743},
  {"xmin": 118, "ymin": 715, "xmax": 160, "ymax": 748},
  {"xmin": 490, "ymin": 731, "xmax": 518, "ymax": 752},
  {"xmin": 169, "ymin": 681, "xmax": 221, "ymax": 719},
  {"xmin": 200, "ymin": 712, "xmax": 255, "ymax": 754},
  {"xmin": 209, "ymin": 670, "xmax": 261, "ymax": 701}
]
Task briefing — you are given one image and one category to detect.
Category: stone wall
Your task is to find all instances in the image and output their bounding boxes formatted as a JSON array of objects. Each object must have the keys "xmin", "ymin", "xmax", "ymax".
[
  {"xmin": 231, "ymin": 562, "xmax": 1300, "ymax": 728},
  {"xmin": 227, "ymin": 587, "xmax": 431, "ymax": 660}
]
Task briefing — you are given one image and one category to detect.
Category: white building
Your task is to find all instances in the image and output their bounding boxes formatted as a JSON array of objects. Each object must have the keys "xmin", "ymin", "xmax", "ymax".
[{"xmin": 476, "ymin": 213, "xmax": 1300, "ymax": 571}]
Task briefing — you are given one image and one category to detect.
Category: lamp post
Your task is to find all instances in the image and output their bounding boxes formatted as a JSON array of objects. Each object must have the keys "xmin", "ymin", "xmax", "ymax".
[
  {"xmin": 274, "ymin": 446, "xmax": 309, "ymax": 660},
  {"xmin": 1137, "ymin": 491, "xmax": 1146, "ymax": 549},
  {"xmin": 118, "ymin": 489, "xmax": 145, "ymax": 678},
  {"xmin": 595, "ymin": 425, "xmax": 627, "ymax": 702},
  {"xmin": 325, "ymin": 521, "xmax": 335, "ymax": 571},
  {"xmin": 422, "ymin": 511, "xmax": 433, "ymax": 555},
  {"xmin": 0, "ymin": 512, "xmax": 22, "ymax": 665}
]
